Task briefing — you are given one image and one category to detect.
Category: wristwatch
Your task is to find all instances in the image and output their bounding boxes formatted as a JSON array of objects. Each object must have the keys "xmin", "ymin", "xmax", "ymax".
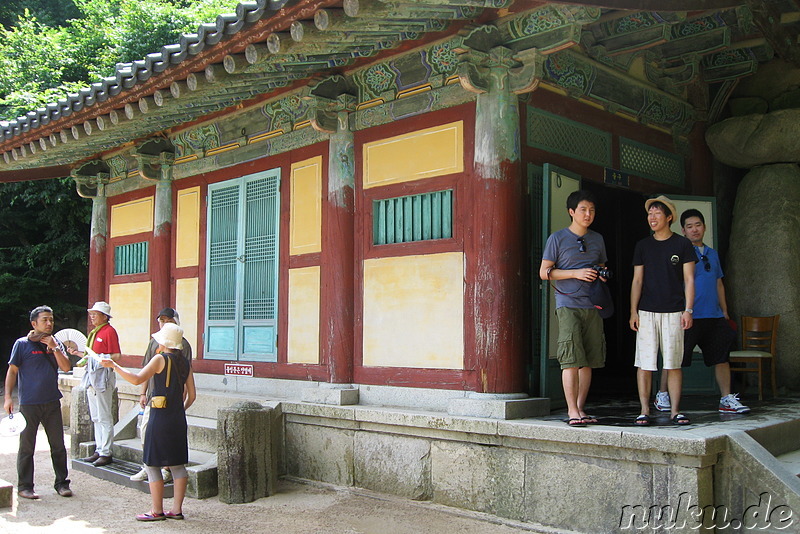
[{"xmin": 685, "ymin": 308, "xmax": 693, "ymax": 314}]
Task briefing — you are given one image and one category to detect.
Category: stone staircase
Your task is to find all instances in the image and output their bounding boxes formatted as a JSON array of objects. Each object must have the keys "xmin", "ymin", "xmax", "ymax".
[{"xmin": 71, "ymin": 391, "xmax": 242, "ymax": 499}]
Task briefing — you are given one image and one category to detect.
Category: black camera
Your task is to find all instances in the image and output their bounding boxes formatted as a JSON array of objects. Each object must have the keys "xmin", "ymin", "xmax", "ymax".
[{"xmin": 592, "ymin": 265, "xmax": 613, "ymax": 279}]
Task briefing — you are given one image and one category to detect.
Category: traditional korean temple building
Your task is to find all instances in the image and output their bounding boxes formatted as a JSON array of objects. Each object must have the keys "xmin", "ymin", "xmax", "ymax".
[{"xmin": 3, "ymin": 1, "xmax": 800, "ymax": 530}]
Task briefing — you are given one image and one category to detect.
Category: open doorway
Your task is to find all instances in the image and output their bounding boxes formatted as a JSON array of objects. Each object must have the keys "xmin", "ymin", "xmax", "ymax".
[{"xmin": 581, "ymin": 182, "xmax": 650, "ymax": 396}]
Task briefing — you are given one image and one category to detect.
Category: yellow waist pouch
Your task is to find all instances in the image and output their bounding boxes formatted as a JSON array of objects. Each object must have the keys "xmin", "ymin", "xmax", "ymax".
[{"xmin": 149, "ymin": 355, "xmax": 172, "ymax": 409}]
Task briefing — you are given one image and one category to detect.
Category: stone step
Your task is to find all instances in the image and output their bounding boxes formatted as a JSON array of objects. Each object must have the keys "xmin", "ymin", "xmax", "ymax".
[
  {"xmin": 131, "ymin": 414, "xmax": 219, "ymax": 453},
  {"xmin": 77, "ymin": 440, "xmax": 218, "ymax": 499},
  {"xmin": 776, "ymin": 448, "xmax": 800, "ymax": 477},
  {"xmin": 71, "ymin": 457, "xmax": 173, "ymax": 497},
  {"xmin": 186, "ymin": 390, "xmax": 279, "ymax": 419}
]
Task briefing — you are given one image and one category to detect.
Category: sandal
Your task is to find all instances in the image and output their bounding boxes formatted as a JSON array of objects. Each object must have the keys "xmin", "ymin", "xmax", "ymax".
[
  {"xmin": 634, "ymin": 414, "xmax": 650, "ymax": 426},
  {"xmin": 136, "ymin": 512, "xmax": 166, "ymax": 522},
  {"xmin": 672, "ymin": 413, "xmax": 690, "ymax": 425},
  {"xmin": 581, "ymin": 416, "xmax": 598, "ymax": 424},
  {"xmin": 165, "ymin": 511, "xmax": 184, "ymax": 520},
  {"xmin": 567, "ymin": 418, "xmax": 587, "ymax": 427}
]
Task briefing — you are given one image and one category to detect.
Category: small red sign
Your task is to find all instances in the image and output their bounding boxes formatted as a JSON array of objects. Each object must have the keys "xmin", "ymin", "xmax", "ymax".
[{"xmin": 224, "ymin": 363, "xmax": 254, "ymax": 377}]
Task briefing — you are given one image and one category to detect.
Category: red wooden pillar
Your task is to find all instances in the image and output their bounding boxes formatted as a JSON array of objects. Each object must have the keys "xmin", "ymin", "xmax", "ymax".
[
  {"xmin": 150, "ymin": 177, "xmax": 173, "ymax": 326},
  {"xmin": 464, "ymin": 49, "xmax": 526, "ymax": 394},
  {"xmin": 321, "ymin": 111, "xmax": 355, "ymax": 384},
  {"xmin": 88, "ymin": 189, "xmax": 108, "ymax": 306}
]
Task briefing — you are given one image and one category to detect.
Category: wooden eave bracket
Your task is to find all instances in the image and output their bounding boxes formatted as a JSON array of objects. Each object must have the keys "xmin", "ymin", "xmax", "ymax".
[
  {"xmin": 132, "ymin": 138, "xmax": 176, "ymax": 181},
  {"xmin": 70, "ymin": 159, "xmax": 110, "ymax": 198},
  {"xmin": 458, "ymin": 45, "xmax": 544, "ymax": 95},
  {"xmin": 307, "ymin": 77, "xmax": 357, "ymax": 133}
]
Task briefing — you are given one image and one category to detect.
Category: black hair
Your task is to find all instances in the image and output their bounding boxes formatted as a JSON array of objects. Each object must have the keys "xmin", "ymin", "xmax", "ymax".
[
  {"xmin": 680, "ymin": 208, "xmax": 705, "ymax": 227},
  {"xmin": 30, "ymin": 305, "xmax": 53, "ymax": 322},
  {"xmin": 566, "ymin": 190, "xmax": 597, "ymax": 212}
]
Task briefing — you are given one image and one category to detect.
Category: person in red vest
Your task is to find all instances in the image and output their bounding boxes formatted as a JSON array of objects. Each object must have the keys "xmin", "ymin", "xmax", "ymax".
[{"xmin": 69, "ymin": 301, "xmax": 121, "ymax": 466}]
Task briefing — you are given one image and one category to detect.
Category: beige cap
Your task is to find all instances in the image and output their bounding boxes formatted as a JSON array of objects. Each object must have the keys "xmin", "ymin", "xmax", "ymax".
[
  {"xmin": 644, "ymin": 195, "xmax": 677, "ymax": 222},
  {"xmin": 152, "ymin": 323, "xmax": 184, "ymax": 350},
  {"xmin": 87, "ymin": 301, "xmax": 112, "ymax": 318}
]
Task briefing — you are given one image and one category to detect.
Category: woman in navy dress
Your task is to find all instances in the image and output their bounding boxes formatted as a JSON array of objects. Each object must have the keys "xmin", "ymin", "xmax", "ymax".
[{"xmin": 102, "ymin": 322, "xmax": 196, "ymax": 521}]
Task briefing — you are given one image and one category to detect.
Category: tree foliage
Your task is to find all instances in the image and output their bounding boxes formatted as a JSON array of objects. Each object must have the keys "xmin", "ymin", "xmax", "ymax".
[
  {"xmin": 0, "ymin": 0, "xmax": 240, "ymax": 348},
  {"xmin": 0, "ymin": 0, "xmax": 242, "ymax": 121}
]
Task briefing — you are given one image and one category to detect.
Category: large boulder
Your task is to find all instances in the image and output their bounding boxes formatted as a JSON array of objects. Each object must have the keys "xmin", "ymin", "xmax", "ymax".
[
  {"xmin": 705, "ymin": 109, "xmax": 800, "ymax": 168},
  {"xmin": 726, "ymin": 164, "xmax": 800, "ymax": 391}
]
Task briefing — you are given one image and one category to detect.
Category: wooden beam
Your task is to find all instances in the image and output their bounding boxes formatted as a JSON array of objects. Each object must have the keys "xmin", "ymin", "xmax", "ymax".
[
  {"xmin": 0, "ymin": 164, "xmax": 72, "ymax": 182},
  {"xmin": 562, "ymin": 0, "xmax": 742, "ymax": 10}
]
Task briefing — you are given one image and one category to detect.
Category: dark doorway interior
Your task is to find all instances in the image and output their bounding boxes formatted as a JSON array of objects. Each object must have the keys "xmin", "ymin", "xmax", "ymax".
[{"xmin": 582, "ymin": 182, "xmax": 650, "ymax": 396}]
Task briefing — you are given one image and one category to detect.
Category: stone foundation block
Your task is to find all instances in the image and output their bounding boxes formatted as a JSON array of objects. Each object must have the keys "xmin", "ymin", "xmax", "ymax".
[
  {"xmin": 217, "ymin": 401, "xmax": 273, "ymax": 504},
  {"xmin": 354, "ymin": 432, "xmax": 431, "ymax": 500},
  {"xmin": 0, "ymin": 479, "xmax": 12, "ymax": 508},
  {"xmin": 285, "ymin": 422, "xmax": 353, "ymax": 486},
  {"xmin": 431, "ymin": 440, "xmax": 525, "ymax": 521}
]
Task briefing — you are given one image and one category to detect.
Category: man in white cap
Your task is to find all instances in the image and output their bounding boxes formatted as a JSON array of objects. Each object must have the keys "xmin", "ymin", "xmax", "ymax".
[
  {"xmin": 129, "ymin": 307, "xmax": 192, "ymax": 482},
  {"xmin": 630, "ymin": 196, "xmax": 695, "ymax": 426},
  {"xmin": 70, "ymin": 301, "xmax": 121, "ymax": 466}
]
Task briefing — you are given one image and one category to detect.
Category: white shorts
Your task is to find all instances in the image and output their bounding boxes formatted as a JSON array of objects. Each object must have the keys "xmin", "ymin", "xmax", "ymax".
[{"xmin": 634, "ymin": 311, "xmax": 684, "ymax": 371}]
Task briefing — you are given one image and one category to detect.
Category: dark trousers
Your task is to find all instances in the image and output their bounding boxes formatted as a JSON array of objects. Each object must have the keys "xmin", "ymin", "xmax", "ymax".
[{"xmin": 18, "ymin": 401, "xmax": 70, "ymax": 491}]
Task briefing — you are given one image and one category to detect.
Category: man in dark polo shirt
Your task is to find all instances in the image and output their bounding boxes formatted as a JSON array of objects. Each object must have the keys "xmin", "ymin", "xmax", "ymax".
[{"xmin": 4, "ymin": 305, "xmax": 73, "ymax": 499}]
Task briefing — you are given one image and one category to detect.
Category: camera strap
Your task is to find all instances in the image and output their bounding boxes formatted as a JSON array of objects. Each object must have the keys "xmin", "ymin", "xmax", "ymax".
[{"xmin": 546, "ymin": 267, "xmax": 585, "ymax": 296}]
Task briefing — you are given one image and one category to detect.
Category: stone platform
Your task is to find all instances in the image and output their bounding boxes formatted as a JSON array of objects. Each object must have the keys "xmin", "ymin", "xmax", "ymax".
[{"xmin": 55, "ymin": 373, "xmax": 800, "ymax": 533}]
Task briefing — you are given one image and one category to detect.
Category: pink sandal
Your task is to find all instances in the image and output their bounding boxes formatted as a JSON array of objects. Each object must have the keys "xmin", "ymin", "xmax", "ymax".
[{"xmin": 136, "ymin": 511, "xmax": 166, "ymax": 521}]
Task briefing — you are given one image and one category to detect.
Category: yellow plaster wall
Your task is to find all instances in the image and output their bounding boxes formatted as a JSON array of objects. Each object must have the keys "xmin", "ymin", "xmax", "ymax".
[
  {"xmin": 290, "ymin": 156, "xmax": 322, "ymax": 256},
  {"xmin": 176, "ymin": 277, "xmax": 199, "ymax": 357},
  {"xmin": 110, "ymin": 197, "xmax": 154, "ymax": 238},
  {"xmin": 363, "ymin": 252, "xmax": 464, "ymax": 369},
  {"xmin": 176, "ymin": 187, "xmax": 200, "ymax": 268},
  {"xmin": 287, "ymin": 266, "xmax": 320, "ymax": 364},
  {"xmin": 108, "ymin": 282, "xmax": 152, "ymax": 355},
  {"xmin": 363, "ymin": 121, "xmax": 463, "ymax": 188}
]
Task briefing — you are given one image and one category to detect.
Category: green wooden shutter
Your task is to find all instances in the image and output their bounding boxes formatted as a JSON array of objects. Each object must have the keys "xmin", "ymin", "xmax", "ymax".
[
  {"xmin": 241, "ymin": 173, "xmax": 279, "ymax": 361},
  {"xmin": 206, "ymin": 182, "xmax": 240, "ymax": 356},
  {"xmin": 114, "ymin": 241, "xmax": 149, "ymax": 275},
  {"xmin": 373, "ymin": 190, "xmax": 453, "ymax": 245},
  {"xmin": 205, "ymin": 169, "xmax": 280, "ymax": 361}
]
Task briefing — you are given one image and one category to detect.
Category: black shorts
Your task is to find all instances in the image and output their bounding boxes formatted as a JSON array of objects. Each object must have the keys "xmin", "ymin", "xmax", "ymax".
[{"xmin": 682, "ymin": 317, "xmax": 736, "ymax": 367}]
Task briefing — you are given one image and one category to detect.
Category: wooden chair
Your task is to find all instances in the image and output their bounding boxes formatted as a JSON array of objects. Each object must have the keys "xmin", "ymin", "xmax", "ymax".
[{"xmin": 729, "ymin": 315, "xmax": 780, "ymax": 400}]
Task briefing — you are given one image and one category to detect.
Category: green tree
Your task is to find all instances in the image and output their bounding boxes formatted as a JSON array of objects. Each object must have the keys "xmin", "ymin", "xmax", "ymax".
[
  {"xmin": 0, "ymin": 177, "xmax": 91, "ymax": 359},
  {"xmin": 0, "ymin": 0, "xmax": 80, "ymax": 29},
  {"xmin": 0, "ymin": 0, "xmax": 242, "ymax": 121}
]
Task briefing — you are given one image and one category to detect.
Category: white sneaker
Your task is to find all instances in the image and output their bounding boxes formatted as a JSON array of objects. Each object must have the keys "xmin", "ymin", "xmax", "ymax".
[
  {"xmin": 129, "ymin": 467, "xmax": 147, "ymax": 481},
  {"xmin": 654, "ymin": 391, "xmax": 671, "ymax": 412},
  {"xmin": 719, "ymin": 393, "xmax": 750, "ymax": 414},
  {"xmin": 161, "ymin": 468, "xmax": 173, "ymax": 483}
]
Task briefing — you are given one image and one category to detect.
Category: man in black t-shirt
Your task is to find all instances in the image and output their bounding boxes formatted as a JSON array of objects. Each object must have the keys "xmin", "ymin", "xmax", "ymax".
[{"xmin": 630, "ymin": 196, "xmax": 695, "ymax": 426}]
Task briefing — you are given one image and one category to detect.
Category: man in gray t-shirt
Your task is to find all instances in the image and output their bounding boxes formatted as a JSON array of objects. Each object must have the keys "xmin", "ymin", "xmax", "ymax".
[{"xmin": 539, "ymin": 190, "xmax": 609, "ymax": 427}]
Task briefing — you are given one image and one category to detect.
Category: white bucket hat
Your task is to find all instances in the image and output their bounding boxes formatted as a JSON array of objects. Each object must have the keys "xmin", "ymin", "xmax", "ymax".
[
  {"xmin": 152, "ymin": 323, "xmax": 184, "ymax": 350},
  {"xmin": 88, "ymin": 301, "xmax": 112, "ymax": 318}
]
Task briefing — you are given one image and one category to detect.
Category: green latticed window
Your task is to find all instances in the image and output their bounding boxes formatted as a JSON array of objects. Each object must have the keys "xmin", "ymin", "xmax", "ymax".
[
  {"xmin": 114, "ymin": 242, "xmax": 148, "ymax": 275},
  {"xmin": 205, "ymin": 169, "xmax": 280, "ymax": 362},
  {"xmin": 373, "ymin": 190, "xmax": 453, "ymax": 245},
  {"xmin": 526, "ymin": 107, "xmax": 612, "ymax": 167},
  {"xmin": 619, "ymin": 137, "xmax": 684, "ymax": 187}
]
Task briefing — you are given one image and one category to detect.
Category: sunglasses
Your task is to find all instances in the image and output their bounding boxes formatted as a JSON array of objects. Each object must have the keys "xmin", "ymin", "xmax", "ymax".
[
  {"xmin": 577, "ymin": 237, "xmax": 586, "ymax": 253},
  {"xmin": 700, "ymin": 255, "xmax": 711, "ymax": 272}
]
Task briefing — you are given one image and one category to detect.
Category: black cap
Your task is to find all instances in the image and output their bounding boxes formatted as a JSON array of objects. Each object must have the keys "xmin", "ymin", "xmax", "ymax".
[{"xmin": 156, "ymin": 308, "xmax": 179, "ymax": 323}]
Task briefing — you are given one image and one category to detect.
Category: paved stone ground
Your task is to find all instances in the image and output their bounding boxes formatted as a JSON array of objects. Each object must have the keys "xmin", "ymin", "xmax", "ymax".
[{"xmin": 0, "ymin": 430, "xmax": 555, "ymax": 534}]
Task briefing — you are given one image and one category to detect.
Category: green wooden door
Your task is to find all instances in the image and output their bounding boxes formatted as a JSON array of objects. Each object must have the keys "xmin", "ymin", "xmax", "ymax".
[
  {"xmin": 205, "ymin": 169, "xmax": 280, "ymax": 361},
  {"xmin": 666, "ymin": 194, "xmax": 720, "ymax": 394},
  {"xmin": 539, "ymin": 164, "xmax": 581, "ymax": 406}
]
